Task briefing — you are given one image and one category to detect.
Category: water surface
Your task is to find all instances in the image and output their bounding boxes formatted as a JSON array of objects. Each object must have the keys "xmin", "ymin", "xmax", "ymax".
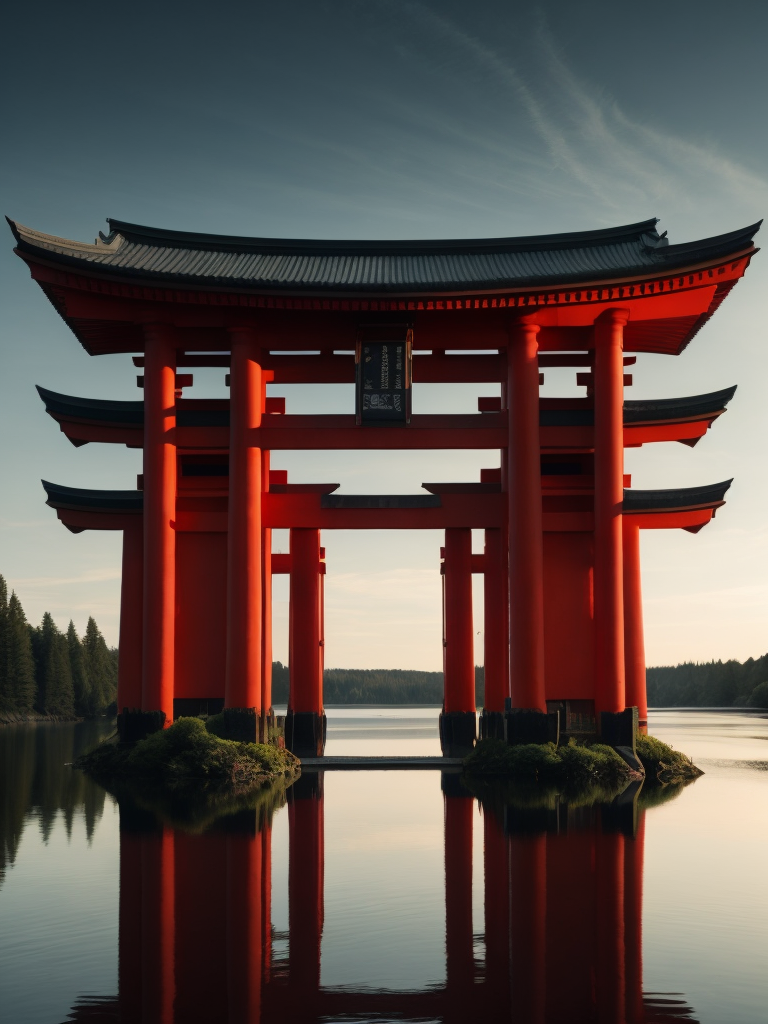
[{"xmin": 0, "ymin": 709, "xmax": 766, "ymax": 1023}]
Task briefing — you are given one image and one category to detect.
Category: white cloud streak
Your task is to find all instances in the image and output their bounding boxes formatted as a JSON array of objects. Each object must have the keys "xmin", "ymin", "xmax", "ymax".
[{"xmin": 396, "ymin": 2, "xmax": 768, "ymax": 219}]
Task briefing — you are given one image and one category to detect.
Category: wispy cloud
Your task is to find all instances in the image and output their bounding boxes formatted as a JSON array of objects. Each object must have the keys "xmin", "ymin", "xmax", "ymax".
[
  {"xmin": 400, "ymin": 1, "xmax": 606, "ymax": 199},
  {"xmin": 394, "ymin": 2, "xmax": 768, "ymax": 219}
]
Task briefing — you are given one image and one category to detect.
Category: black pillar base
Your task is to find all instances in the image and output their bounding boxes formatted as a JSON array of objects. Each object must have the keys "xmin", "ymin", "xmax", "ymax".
[
  {"xmin": 439, "ymin": 711, "xmax": 477, "ymax": 758},
  {"xmin": 479, "ymin": 709, "xmax": 506, "ymax": 741},
  {"xmin": 217, "ymin": 707, "xmax": 259, "ymax": 743},
  {"xmin": 261, "ymin": 707, "xmax": 282, "ymax": 745},
  {"xmin": 600, "ymin": 707, "xmax": 638, "ymax": 752},
  {"xmin": 285, "ymin": 711, "xmax": 327, "ymax": 758},
  {"xmin": 117, "ymin": 708, "xmax": 166, "ymax": 744},
  {"xmin": 504, "ymin": 708, "xmax": 560, "ymax": 746}
]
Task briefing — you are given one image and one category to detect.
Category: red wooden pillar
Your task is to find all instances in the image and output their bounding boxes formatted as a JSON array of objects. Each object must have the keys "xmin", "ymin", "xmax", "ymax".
[
  {"xmin": 320, "ymin": 547, "xmax": 326, "ymax": 679},
  {"xmin": 118, "ymin": 520, "xmax": 143, "ymax": 712},
  {"xmin": 624, "ymin": 810, "xmax": 646, "ymax": 1024},
  {"xmin": 226, "ymin": 328, "xmax": 263, "ymax": 713},
  {"xmin": 443, "ymin": 528, "xmax": 475, "ymax": 712},
  {"xmin": 509, "ymin": 833, "xmax": 546, "ymax": 1023},
  {"xmin": 141, "ymin": 828, "xmax": 175, "ymax": 1024},
  {"xmin": 262, "ymin": 451, "xmax": 273, "ymax": 720},
  {"xmin": 507, "ymin": 321, "xmax": 546, "ymax": 712},
  {"xmin": 289, "ymin": 528, "xmax": 321, "ymax": 712},
  {"xmin": 443, "ymin": 779, "xmax": 474, "ymax": 1010},
  {"xmin": 594, "ymin": 309, "xmax": 628, "ymax": 717},
  {"xmin": 226, "ymin": 831, "xmax": 263, "ymax": 1024},
  {"xmin": 483, "ymin": 527, "xmax": 508, "ymax": 717},
  {"xmin": 623, "ymin": 519, "xmax": 648, "ymax": 723},
  {"xmin": 440, "ymin": 529, "xmax": 476, "ymax": 755},
  {"xmin": 287, "ymin": 528, "xmax": 325, "ymax": 756},
  {"xmin": 142, "ymin": 326, "xmax": 176, "ymax": 725},
  {"xmin": 596, "ymin": 827, "xmax": 626, "ymax": 1024}
]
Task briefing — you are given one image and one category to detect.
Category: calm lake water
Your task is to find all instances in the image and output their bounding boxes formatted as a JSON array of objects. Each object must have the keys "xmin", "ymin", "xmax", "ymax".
[{"xmin": 0, "ymin": 708, "xmax": 766, "ymax": 1023}]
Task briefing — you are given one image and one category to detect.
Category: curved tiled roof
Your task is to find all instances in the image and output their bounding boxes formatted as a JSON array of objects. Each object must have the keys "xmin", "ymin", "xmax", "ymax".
[
  {"xmin": 36, "ymin": 387, "xmax": 229, "ymax": 428},
  {"xmin": 41, "ymin": 479, "xmax": 732, "ymax": 518},
  {"xmin": 37, "ymin": 387, "xmax": 736, "ymax": 431},
  {"xmin": 42, "ymin": 480, "xmax": 143, "ymax": 513},
  {"xmin": 9, "ymin": 216, "xmax": 760, "ymax": 295},
  {"xmin": 623, "ymin": 386, "xmax": 736, "ymax": 423},
  {"xmin": 37, "ymin": 386, "xmax": 144, "ymax": 425},
  {"xmin": 623, "ymin": 480, "xmax": 732, "ymax": 513}
]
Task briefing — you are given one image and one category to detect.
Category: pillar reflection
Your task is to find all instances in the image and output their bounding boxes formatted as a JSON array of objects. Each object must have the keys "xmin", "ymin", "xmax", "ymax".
[
  {"xmin": 287, "ymin": 773, "xmax": 324, "ymax": 1009},
  {"xmin": 115, "ymin": 794, "xmax": 280, "ymax": 1024},
  {"xmin": 442, "ymin": 773, "xmax": 474, "ymax": 1016},
  {"xmin": 87, "ymin": 777, "xmax": 701, "ymax": 1024}
]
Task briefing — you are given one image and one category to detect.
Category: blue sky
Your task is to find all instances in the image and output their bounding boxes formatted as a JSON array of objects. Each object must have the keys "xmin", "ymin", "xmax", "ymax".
[{"xmin": 1, "ymin": 0, "xmax": 766, "ymax": 668}]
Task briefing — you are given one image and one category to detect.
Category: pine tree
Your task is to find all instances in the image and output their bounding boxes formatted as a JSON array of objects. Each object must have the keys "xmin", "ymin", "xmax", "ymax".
[
  {"xmin": 66, "ymin": 620, "xmax": 90, "ymax": 715},
  {"xmin": 4, "ymin": 593, "xmax": 37, "ymax": 714},
  {"xmin": 33, "ymin": 613, "xmax": 75, "ymax": 717},
  {"xmin": 0, "ymin": 577, "xmax": 8, "ymax": 712},
  {"xmin": 0, "ymin": 576, "xmax": 10, "ymax": 713},
  {"xmin": 82, "ymin": 616, "xmax": 116, "ymax": 713}
]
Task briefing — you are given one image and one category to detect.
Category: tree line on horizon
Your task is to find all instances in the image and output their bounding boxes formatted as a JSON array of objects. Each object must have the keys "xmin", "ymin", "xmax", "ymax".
[
  {"xmin": 3, "ymin": 569, "xmax": 764, "ymax": 714},
  {"xmin": 646, "ymin": 655, "xmax": 767, "ymax": 709},
  {"xmin": 272, "ymin": 657, "xmax": 768, "ymax": 708},
  {"xmin": 271, "ymin": 663, "xmax": 482, "ymax": 705},
  {"xmin": 0, "ymin": 575, "xmax": 117, "ymax": 720}
]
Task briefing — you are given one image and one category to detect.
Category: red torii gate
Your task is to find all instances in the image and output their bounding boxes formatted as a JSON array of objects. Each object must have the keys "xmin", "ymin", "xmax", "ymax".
[{"xmin": 9, "ymin": 214, "xmax": 759, "ymax": 755}]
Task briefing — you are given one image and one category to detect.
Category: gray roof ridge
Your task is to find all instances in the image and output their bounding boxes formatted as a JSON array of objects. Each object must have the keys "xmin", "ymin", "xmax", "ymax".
[
  {"xmin": 623, "ymin": 480, "xmax": 733, "ymax": 509},
  {"xmin": 659, "ymin": 222, "xmax": 761, "ymax": 262},
  {"xmin": 104, "ymin": 216, "xmax": 662, "ymax": 256}
]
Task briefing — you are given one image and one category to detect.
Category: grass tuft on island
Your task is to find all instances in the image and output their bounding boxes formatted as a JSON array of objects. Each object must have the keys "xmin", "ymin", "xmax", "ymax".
[
  {"xmin": 75, "ymin": 716, "xmax": 300, "ymax": 796},
  {"xmin": 464, "ymin": 734, "xmax": 703, "ymax": 789},
  {"xmin": 635, "ymin": 733, "xmax": 703, "ymax": 784},
  {"xmin": 463, "ymin": 738, "xmax": 633, "ymax": 787}
]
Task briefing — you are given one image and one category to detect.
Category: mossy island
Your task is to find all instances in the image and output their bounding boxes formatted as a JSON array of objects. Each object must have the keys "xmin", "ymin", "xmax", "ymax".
[
  {"xmin": 463, "ymin": 733, "xmax": 703, "ymax": 791},
  {"xmin": 75, "ymin": 717, "xmax": 300, "ymax": 817}
]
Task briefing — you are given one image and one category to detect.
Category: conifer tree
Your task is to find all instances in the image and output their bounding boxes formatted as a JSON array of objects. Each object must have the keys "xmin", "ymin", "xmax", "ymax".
[
  {"xmin": 6, "ymin": 593, "xmax": 37, "ymax": 713},
  {"xmin": 0, "ymin": 579, "xmax": 37, "ymax": 716},
  {"xmin": 82, "ymin": 616, "xmax": 116, "ymax": 713},
  {"xmin": 0, "ymin": 576, "xmax": 8, "ymax": 711},
  {"xmin": 33, "ymin": 612, "xmax": 75, "ymax": 717},
  {"xmin": 67, "ymin": 620, "xmax": 90, "ymax": 716}
]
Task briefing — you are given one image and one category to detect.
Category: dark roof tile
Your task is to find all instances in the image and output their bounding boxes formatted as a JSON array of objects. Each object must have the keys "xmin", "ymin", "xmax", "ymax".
[
  {"xmin": 623, "ymin": 481, "xmax": 732, "ymax": 512},
  {"xmin": 10, "ymin": 217, "xmax": 760, "ymax": 294}
]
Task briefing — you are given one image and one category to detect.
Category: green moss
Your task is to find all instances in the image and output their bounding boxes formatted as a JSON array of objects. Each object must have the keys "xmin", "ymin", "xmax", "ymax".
[
  {"xmin": 463, "ymin": 737, "xmax": 632, "ymax": 789},
  {"xmin": 635, "ymin": 733, "xmax": 703, "ymax": 784},
  {"xmin": 75, "ymin": 716, "xmax": 299, "ymax": 797}
]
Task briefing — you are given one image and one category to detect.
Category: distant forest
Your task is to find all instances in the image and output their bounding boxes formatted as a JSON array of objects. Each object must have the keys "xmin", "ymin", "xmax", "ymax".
[
  {"xmin": 271, "ymin": 663, "xmax": 484, "ymax": 705},
  {"xmin": 3, "ymin": 568, "xmax": 765, "ymax": 716},
  {"xmin": 273, "ymin": 658, "xmax": 768, "ymax": 708},
  {"xmin": 646, "ymin": 656, "xmax": 768, "ymax": 709},
  {"xmin": 0, "ymin": 575, "xmax": 117, "ymax": 722}
]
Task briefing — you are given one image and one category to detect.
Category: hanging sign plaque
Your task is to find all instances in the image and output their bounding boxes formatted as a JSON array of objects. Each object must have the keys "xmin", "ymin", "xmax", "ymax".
[{"xmin": 356, "ymin": 325, "xmax": 412, "ymax": 425}]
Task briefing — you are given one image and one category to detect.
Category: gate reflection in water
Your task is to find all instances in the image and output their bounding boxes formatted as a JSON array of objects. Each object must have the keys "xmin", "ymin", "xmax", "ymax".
[{"xmin": 67, "ymin": 773, "xmax": 697, "ymax": 1024}]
